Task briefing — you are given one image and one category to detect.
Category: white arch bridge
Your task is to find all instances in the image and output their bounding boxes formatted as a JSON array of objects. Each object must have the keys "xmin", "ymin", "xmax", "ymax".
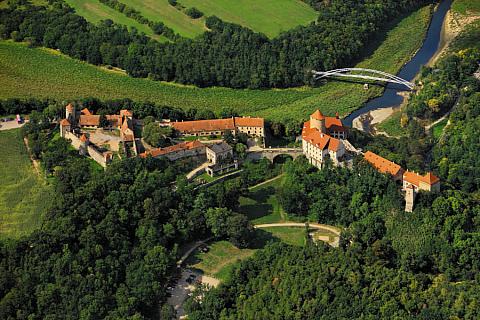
[{"xmin": 312, "ymin": 68, "xmax": 415, "ymax": 90}]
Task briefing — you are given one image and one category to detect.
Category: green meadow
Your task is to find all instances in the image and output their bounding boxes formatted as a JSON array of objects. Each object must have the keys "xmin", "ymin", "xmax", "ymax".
[
  {"xmin": 64, "ymin": 0, "xmax": 168, "ymax": 41},
  {"xmin": 178, "ymin": 0, "xmax": 317, "ymax": 38},
  {"xmin": 0, "ymin": 129, "xmax": 52, "ymax": 239}
]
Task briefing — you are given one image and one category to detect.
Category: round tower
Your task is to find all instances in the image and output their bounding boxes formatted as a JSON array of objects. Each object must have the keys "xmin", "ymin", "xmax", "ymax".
[
  {"xmin": 310, "ymin": 110, "xmax": 326, "ymax": 133},
  {"xmin": 66, "ymin": 103, "xmax": 75, "ymax": 123}
]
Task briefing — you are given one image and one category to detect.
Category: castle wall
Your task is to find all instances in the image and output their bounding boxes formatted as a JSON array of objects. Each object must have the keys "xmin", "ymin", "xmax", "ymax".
[
  {"xmin": 64, "ymin": 132, "xmax": 82, "ymax": 150},
  {"xmin": 87, "ymin": 146, "xmax": 109, "ymax": 168}
]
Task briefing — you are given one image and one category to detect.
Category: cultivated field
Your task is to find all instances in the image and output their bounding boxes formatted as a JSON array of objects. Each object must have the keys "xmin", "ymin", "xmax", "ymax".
[
  {"xmin": 64, "ymin": 0, "xmax": 168, "ymax": 41},
  {"xmin": 0, "ymin": 129, "xmax": 52, "ymax": 239},
  {"xmin": 66, "ymin": 0, "xmax": 316, "ymax": 39},
  {"xmin": 177, "ymin": 0, "xmax": 317, "ymax": 38},
  {"xmin": 0, "ymin": 6, "xmax": 431, "ymax": 123}
]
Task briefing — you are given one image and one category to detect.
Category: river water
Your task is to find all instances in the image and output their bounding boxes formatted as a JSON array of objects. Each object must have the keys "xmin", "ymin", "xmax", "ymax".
[{"xmin": 343, "ymin": 0, "xmax": 453, "ymax": 127}]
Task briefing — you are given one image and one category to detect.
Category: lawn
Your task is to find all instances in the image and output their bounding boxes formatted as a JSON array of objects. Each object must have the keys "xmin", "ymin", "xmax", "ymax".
[
  {"xmin": 0, "ymin": 5, "xmax": 432, "ymax": 123},
  {"xmin": 376, "ymin": 110, "xmax": 408, "ymax": 137},
  {"xmin": 178, "ymin": 0, "xmax": 317, "ymax": 38},
  {"xmin": 0, "ymin": 129, "xmax": 52, "ymax": 239},
  {"xmin": 239, "ymin": 176, "xmax": 287, "ymax": 224},
  {"xmin": 432, "ymin": 118, "xmax": 448, "ymax": 139},
  {"xmin": 186, "ymin": 240, "xmax": 256, "ymax": 282},
  {"xmin": 261, "ymin": 226, "xmax": 307, "ymax": 247},
  {"xmin": 64, "ymin": 0, "xmax": 168, "ymax": 42}
]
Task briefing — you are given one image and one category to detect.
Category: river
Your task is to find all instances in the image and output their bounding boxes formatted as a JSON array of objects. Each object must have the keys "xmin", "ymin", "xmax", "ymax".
[{"xmin": 343, "ymin": 0, "xmax": 453, "ymax": 128}]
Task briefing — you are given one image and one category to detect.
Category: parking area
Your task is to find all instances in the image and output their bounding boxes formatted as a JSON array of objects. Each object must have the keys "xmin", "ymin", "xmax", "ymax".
[{"xmin": 0, "ymin": 119, "xmax": 26, "ymax": 131}]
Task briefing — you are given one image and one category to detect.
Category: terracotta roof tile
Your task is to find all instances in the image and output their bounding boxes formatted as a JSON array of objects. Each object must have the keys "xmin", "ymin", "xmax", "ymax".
[
  {"xmin": 403, "ymin": 171, "xmax": 440, "ymax": 187},
  {"xmin": 364, "ymin": 151, "xmax": 403, "ymax": 176},
  {"xmin": 311, "ymin": 110, "xmax": 325, "ymax": 120},
  {"xmin": 79, "ymin": 115, "xmax": 100, "ymax": 126},
  {"xmin": 66, "ymin": 103, "xmax": 74, "ymax": 112},
  {"xmin": 234, "ymin": 117, "xmax": 264, "ymax": 127},
  {"xmin": 80, "ymin": 134, "xmax": 88, "ymax": 142},
  {"xmin": 172, "ymin": 119, "xmax": 235, "ymax": 133},
  {"xmin": 81, "ymin": 108, "xmax": 92, "ymax": 116},
  {"xmin": 140, "ymin": 141, "xmax": 204, "ymax": 158},
  {"xmin": 60, "ymin": 119, "xmax": 70, "ymax": 126}
]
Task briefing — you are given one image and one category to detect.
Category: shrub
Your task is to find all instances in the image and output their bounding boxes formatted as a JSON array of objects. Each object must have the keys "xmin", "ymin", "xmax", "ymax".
[{"xmin": 185, "ymin": 7, "xmax": 203, "ymax": 19}]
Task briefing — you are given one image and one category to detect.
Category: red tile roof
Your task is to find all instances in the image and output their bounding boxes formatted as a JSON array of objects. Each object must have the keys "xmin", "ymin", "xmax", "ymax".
[
  {"xmin": 139, "ymin": 141, "xmax": 204, "ymax": 158},
  {"xmin": 60, "ymin": 119, "xmax": 70, "ymax": 126},
  {"xmin": 302, "ymin": 121, "xmax": 341, "ymax": 152},
  {"xmin": 80, "ymin": 134, "xmax": 88, "ymax": 142},
  {"xmin": 234, "ymin": 117, "xmax": 264, "ymax": 127},
  {"xmin": 81, "ymin": 108, "xmax": 92, "ymax": 116},
  {"xmin": 311, "ymin": 110, "xmax": 325, "ymax": 120},
  {"xmin": 364, "ymin": 151, "xmax": 403, "ymax": 176},
  {"xmin": 66, "ymin": 103, "xmax": 74, "ymax": 112},
  {"xmin": 172, "ymin": 118, "xmax": 235, "ymax": 133},
  {"xmin": 403, "ymin": 171, "xmax": 440, "ymax": 187},
  {"xmin": 79, "ymin": 115, "xmax": 100, "ymax": 126}
]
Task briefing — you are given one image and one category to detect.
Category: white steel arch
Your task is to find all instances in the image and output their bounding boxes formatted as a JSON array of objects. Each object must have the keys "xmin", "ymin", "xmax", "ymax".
[{"xmin": 312, "ymin": 68, "xmax": 415, "ymax": 89}]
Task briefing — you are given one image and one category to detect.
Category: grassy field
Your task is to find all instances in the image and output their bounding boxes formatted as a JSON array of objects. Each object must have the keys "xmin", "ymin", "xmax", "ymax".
[
  {"xmin": 0, "ymin": 5, "xmax": 431, "ymax": 123},
  {"xmin": 187, "ymin": 240, "xmax": 256, "ymax": 282},
  {"xmin": 432, "ymin": 118, "xmax": 448, "ymax": 139},
  {"xmin": 64, "ymin": 0, "xmax": 168, "ymax": 42},
  {"xmin": 239, "ymin": 176, "xmax": 287, "ymax": 224},
  {"xmin": 376, "ymin": 110, "xmax": 408, "ymax": 137},
  {"xmin": 452, "ymin": 0, "xmax": 480, "ymax": 15},
  {"xmin": 120, "ymin": 0, "xmax": 206, "ymax": 38},
  {"xmin": 261, "ymin": 226, "xmax": 307, "ymax": 246},
  {"xmin": 0, "ymin": 129, "xmax": 52, "ymax": 239},
  {"xmin": 178, "ymin": 0, "xmax": 317, "ymax": 38}
]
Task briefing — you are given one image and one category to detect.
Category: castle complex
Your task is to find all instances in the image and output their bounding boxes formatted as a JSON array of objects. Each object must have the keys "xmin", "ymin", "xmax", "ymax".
[
  {"xmin": 302, "ymin": 110, "xmax": 347, "ymax": 168},
  {"xmin": 363, "ymin": 150, "xmax": 440, "ymax": 212}
]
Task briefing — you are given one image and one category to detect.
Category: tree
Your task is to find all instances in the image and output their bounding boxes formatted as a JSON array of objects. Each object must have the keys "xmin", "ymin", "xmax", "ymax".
[
  {"xmin": 185, "ymin": 7, "xmax": 203, "ymax": 19},
  {"xmin": 235, "ymin": 143, "xmax": 247, "ymax": 159}
]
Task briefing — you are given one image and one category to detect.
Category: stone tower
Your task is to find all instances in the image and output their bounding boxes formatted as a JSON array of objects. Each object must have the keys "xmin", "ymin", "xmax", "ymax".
[
  {"xmin": 66, "ymin": 103, "xmax": 75, "ymax": 124},
  {"xmin": 310, "ymin": 110, "xmax": 326, "ymax": 133},
  {"xmin": 405, "ymin": 185, "xmax": 415, "ymax": 212}
]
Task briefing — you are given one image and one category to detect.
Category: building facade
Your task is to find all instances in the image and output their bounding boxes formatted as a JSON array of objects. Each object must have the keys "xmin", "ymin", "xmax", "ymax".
[
  {"xmin": 302, "ymin": 110, "xmax": 346, "ymax": 168},
  {"xmin": 139, "ymin": 140, "xmax": 206, "ymax": 161},
  {"xmin": 206, "ymin": 142, "xmax": 233, "ymax": 165},
  {"xmin": 171, "ymin": 117, "xmax": 265, "ymax": 138}
]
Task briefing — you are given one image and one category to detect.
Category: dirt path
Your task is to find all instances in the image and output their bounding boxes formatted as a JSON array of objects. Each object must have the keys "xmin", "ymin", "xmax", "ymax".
[
  {"xmin": 248, "ymin": 174, "xmax": 284, "ymax": 190},
  {"xmin": 23, "ymin": 137, "xmax": 41, "ymax": 176}
]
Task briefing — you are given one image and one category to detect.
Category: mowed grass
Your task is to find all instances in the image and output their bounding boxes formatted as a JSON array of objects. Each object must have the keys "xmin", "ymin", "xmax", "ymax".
[
  {"xmin": 121, "ymin": 0, "xmax": 206, "ymax": 38},
  {"xmin": 261, "ymin": 226, "xmax": 306, "ymax": 246},
  {"xmin": 239, "ymin": 176, "xmax": 287, "ymax": 224},
  {"xmin": 432, "ymin": 118, "xmax": 448, "ymax": 139},
  {"xmin": 452, "ymin": 0, "xmax": 480, "ymax": 15},
  {"xmin": 64, "ymin": 0, "xmax": 168, "ymax": 42},
  {"xmin": 0, "ymin": 129, "xmax": 52, "ymax": 239},
  {"xmin": 0, "ymin": 6, "xmax": 432, "ymax": 123},
  {"xmin": 179, "ymin": 0, "xmax": 317, "ymax": 38},
  {"xmin": 187, "ymin": 240, "xmax": 256, "ymax": 282}
]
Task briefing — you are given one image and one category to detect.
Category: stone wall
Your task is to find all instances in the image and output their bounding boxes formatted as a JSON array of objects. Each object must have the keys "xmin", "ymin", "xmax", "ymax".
[
  {"xmin": 64, "ymin": 131, "xmax": 82, "ymax": 150},
  {"xmin": 87, "ymin": 145, "xmax": 108, "ymax": 168}
]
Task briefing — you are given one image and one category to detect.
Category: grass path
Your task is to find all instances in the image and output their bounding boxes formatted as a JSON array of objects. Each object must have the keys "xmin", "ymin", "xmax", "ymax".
[{"xmin": 0, "ymin": 129, "xmax": 52, "ymax": 239}]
